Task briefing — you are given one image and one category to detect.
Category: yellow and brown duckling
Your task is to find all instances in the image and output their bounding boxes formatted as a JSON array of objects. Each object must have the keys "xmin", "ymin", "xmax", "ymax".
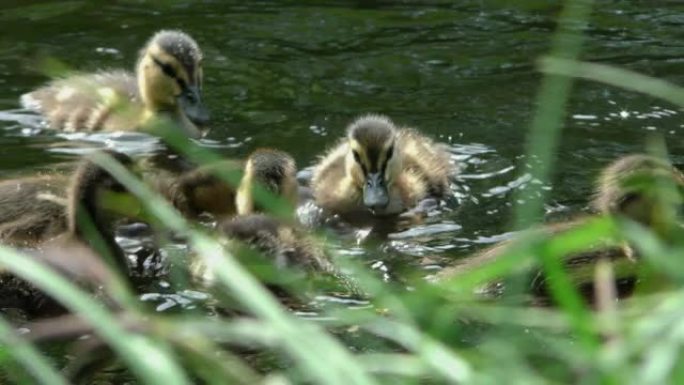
[
  {"xmin": 0, "ymin": 172, "xmax": 70, "ymax": 247},
  {"xmin": 189, "ymin": 150, "xmax": 362, "ymax": 301},
  {"xmin": 436, "ymin": 154, "xmax": 684, "ymax": 305},
  {"xmin": 236, "ymin": 148, "xmax": 299, "ymax": 216},
  {"xmin": 21, "ymin": 30, "xmax": 208, "ymax": 137},
  {"xmin": 591, "ymin": 154, "xmax": 684, "ymax": 231},
  {"xmin": 311, "ymin": 114, "xmax": 454, "ymax": 225},
  {"xmin": 149, "ymin": 158, "xmax": 244, "ymax": 220},
  {"xmin": 150, "ymin": 148, "xmax": 298, "ymax": 220},
  {"xmin": 192, "ymin": 214, "xmax": 362, "ymax": 301},
  {"xmin": 0, "ymin": 151, "xmax": 136, "ymax": 316}
]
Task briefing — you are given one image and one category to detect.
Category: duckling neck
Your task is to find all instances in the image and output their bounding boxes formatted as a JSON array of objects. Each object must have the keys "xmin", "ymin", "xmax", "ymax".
[
  {"xmin": 68, "ymin": 181, "xmax": 127, "ymax": 275},
  {"xmin": 236, "ymin": 176, "xmax": 255, "ymax": 215}
]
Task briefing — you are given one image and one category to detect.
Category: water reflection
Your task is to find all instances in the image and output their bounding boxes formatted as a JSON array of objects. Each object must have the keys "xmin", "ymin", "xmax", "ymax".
[{"xmin": 1, "ymin": 0, "xmax": 684, "ymax": 380}]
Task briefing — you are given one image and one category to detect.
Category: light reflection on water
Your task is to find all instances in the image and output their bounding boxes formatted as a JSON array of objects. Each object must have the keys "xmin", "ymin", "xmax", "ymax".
[{"xmin": 1, "ymin": 0, "xmax": 684, "ymax": 379}]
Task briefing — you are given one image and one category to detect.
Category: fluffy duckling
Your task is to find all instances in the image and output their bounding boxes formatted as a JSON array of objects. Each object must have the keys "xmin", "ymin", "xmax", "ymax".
[
  {"xmin": 311, "ymin": 114, "xmax": 453, "ymax": 224},
  {"xmin": 0, "ymin": 152, "xmax": 135, "ymax": 316},
  {"xmin": 150, "ymin": 148, "xmax": 298, "ymax": 220},
  {"xmin": 189, "ymin": 150, "xmax": 361, "ymax": 301},
  {"xmin": 21, "ymin": 30, "xmax": 208, "ymax": 137},
  {"xmin": 150, "ymin": 159, "xmax": 243, "ymax": 220},
  {"xmin": 0, "ymin": 172, "xmax": 70, "ymax": 247},
  {"xmin": 192, "ymin": 214, "xmax": 361, "ymax": 299},
  {"xmin": 236, "ymin": 148, "xmax": 298, "ymax": 216},
  {"xmin": 436, "ymin": 154, "xmax": 684, "ymax": 304},
  {"xmin": 592, "ymin": 154, "xmax": 684, "ymax": 230}
]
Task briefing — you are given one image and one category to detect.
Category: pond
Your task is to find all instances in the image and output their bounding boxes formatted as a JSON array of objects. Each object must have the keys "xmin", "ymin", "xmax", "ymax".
[{"xmin": 1, "ymin": 0, "xmax": 684, "ymax": 382}]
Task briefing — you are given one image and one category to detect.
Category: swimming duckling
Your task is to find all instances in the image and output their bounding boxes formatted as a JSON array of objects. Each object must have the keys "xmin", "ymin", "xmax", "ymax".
[
  {"xmin": 150, "ymin": 148, "xmax": 298, "ymax": 220},
  {"xmin": 149, "ymin": 158, "xmax": 243, "ymax": 220},
  {"xmin": 436, "ymin": 154, "xmax": 684, "ymax": 304},
  {"xmin": 591, "ymin": 154, "xmax": 684, "ymax": 230},
  {"xmin": 0, "ymin": 172, "xmax": 70, "ymax": 246},
  {"xmin": 236, "ymin": 148, "xmax": 298, "ymax": 216},
  {"xmin": 21, "ymin": 30, "xmax": 208, "ymax": 137},
  {"xmin": 0, "ymin": 152, "xmax": 135, "ymax": 316},
  {"xmin": 311, "ymin": 114, "xmax": 453, "ymax": 224},
  {"xmin": 190, "ymin": 214, "xmax": 363, "ymax": 302},
  {"xmin": 188, "ymin": 149, "xmax": 360, "ymax": 301}
]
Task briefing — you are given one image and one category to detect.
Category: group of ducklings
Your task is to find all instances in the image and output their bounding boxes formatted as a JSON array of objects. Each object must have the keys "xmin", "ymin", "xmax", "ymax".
[{"xmin": 1, "ymin": 29, "xmax": 681, "ymax": 317}]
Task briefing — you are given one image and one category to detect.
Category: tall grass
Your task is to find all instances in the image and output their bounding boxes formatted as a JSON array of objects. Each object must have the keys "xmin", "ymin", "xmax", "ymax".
[{"xmin": 4, "ymin": 0, "xmax": 684, "ymax": 384}]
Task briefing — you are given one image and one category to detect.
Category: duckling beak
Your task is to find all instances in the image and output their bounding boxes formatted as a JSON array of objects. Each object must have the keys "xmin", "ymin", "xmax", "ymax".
[
  {"xmin": 178, "ymin": 85, "xmax": 210, "ymax": 126},
  {"xmin": 363, "ymin": 173, "xmax": 390, "ymax": 212}
]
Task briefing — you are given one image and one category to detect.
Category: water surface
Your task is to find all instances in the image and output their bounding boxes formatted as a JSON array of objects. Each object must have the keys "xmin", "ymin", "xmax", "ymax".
[{"xmin": 1, "ymin": 0, "xmax": 684, "ymax": 380}]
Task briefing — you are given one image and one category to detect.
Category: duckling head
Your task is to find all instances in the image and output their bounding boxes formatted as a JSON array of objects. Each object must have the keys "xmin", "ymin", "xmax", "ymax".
[
  {"xmin": 237, "ymin": 149, "xmax": 298, "ymax": 215},
  {"xmin": 136, "ymin": 30, "xmax": 209, "ymax": 127},
  {"xmin": 593, "ymin": 154, "xmax": 684, "ymax": 226},
  {"xmin": 345, "ymin": 114, "xmax": 401, "ymax": 214}
]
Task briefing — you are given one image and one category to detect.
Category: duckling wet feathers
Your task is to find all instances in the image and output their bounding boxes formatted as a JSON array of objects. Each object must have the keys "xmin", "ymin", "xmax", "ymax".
[
  {"xmin": 21, "ymin": 30, "xmax": 208, "ymax": 137},
  {"xmin": 311, "ymin": 114, "xmax": 454, "ymax": 225}
]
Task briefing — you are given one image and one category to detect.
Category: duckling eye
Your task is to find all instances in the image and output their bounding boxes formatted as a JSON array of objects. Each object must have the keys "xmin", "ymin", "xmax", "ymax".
[{"xmin": 184, "ymin": 89, "xmax": 198, "ymax": 103}]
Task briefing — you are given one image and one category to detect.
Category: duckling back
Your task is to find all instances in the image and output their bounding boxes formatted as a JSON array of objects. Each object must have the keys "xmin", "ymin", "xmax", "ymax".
[
  {"xmin": 143, "ymin": 158, "xmax": 243, "ymax": 219},
  {"xmin": 0, "ymin": 174, "xmax": 69, "ymax": 247},
  {"xmin": 21, "ymin": 71, "xmax": 139, "ymax": 132},
  {"xmin": 397, "ymin": 128, "xmax": 453, "ymax": 197},
  {"xmin": 192, "ymin": 214, "xmax": 363, "ymax": 299},
  {"xmin": 0, "ymin": 151, "xmax": 135, "ymax": 317}
]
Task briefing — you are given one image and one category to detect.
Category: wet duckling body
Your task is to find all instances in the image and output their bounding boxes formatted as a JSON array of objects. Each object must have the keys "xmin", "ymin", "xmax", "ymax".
[
  {"xmin": 436, "ymin": 154, "xmax": 684, "ymax": 304},
  {"xmin": 189, "ymin": 150, "xmax": 361, "ymax": 301},
  {"xmin": 149, "ymin": 158, "xmax": 244, "ymax": 220},
  {"xmin": 192, "ymin": 214, "xmax": 360, "ymax": 300},
  {"xmin": 149, "ymin": 148, "xmax": 298, "ymax": 220},
  {"xmin": 311, "ymin": 114, "xmax": 453, "ymax": 225},
  {"xmin": 0, "ymin": 173, "xmax": 70, "ymax": 246},
  {"xmin": 21, "ymin": 30, "xmax": 208, "ymax": 137},
  {"xmin": 0, "ymin": 152, "xmax": 134, "ymax": 316}
]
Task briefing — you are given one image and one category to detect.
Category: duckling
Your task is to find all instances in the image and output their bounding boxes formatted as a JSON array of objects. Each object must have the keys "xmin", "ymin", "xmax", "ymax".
[
  {"xmin": 311, "ymin": 114, "xmax": 453, "ymax": 224},
  {"xmin": 0, "ymin": 152, "xmax": 135, "ymax": 316},
  {"xmin": 436, "ymin": 154, "xmax": 684, "ymax": 304},
  {"xmin": 188, "ymin": 149, "xmax": 360, "ymax": 302},
  {"xmin": 0, "ymin": 172, "xmax": 70, "ymax": 247},
  {"xmin": 591, "ymin": 154, "xmax": 684, "ymax": 230},
  {"xmin": 149, "ymin": 158, "xmax": 244, "ymax": 220},
  {"xmin": 149, "ymin": 148, "xmax": 298, "ymax": 220},
  {"xmin": 190, "ymin": 214, "xmax": 363, "ymax": 302},
  {"xmin": 21, "ymin": 30, "xmax": 208, "ymax": 137},
  {"xmin": 236, "ymin": 148, "xmax": 298, "ymax": 216}
]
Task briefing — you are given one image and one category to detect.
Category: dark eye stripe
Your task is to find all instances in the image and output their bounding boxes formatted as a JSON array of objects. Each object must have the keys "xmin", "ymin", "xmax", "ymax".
[
  {"xmin": 378, "ymin": 143, "xmax": 396, "ymax": 178},
  {"xmin": 151, "ymin": 55, "xmax": 189, "ymax": 92},
  {"xmin": 352, "ymin": 150, "xmax": 368, "ymax": 175}
]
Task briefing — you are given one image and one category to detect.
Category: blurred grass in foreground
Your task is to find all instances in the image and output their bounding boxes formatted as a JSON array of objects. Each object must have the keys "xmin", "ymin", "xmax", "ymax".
[{"xmin": 5, "ymin": 0, "xmax": 684, "ymax": 383}]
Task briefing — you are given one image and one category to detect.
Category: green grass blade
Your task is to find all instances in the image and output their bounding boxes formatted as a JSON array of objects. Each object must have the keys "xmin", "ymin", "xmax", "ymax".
[
  {"xmin": 539, "ymin": 57, "xmax": 684, "ymax": 107},
  {"xmin": 510, "ymin": 0, "xmax": 598, "ymax": 350},
  {"xmin": 93, "ymin": 152, "xmax": 381, "ymax": 385},
  {"xmin": 0, "ymin": 246, "xmax": 190, "ymax": 385},
  {"xmin": 0, "ymin": 316, "xmax": 68, "ymax": 385}
]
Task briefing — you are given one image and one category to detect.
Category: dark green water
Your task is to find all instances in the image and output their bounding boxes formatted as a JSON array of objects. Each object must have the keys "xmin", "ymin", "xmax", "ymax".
[{"xmin": 1, "ymin": 0, "xmax": 684, "ymax": 381}]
